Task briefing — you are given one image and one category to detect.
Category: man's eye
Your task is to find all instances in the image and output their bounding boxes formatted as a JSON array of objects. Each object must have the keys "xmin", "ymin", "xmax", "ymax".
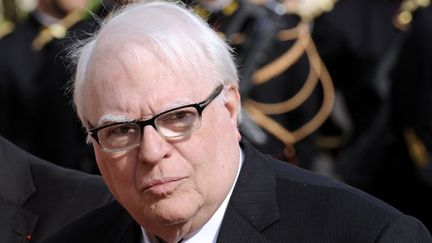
[
  {"xmin": 167, "ymin": 111, "xmax": 194, "ymax": 121},
  {"xmin": 160, "ymin": 109, "xmax": 197, "ymax": 124},
  {"xmin": 114, "ymin": 125, "xmax": 134, "ymax": 134},
  {"xmin": 104, "ymin": 124, "xmax": 137, "ymax": 138},
  {"xmin": 157, "ymin": 108, "xmax": 198, "ymax": 130}
]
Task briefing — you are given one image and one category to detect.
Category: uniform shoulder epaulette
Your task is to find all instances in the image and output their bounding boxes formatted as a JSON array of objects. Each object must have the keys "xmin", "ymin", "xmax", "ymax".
[
  {"xmin": 283, "ymin": 0, "xmax": 338, "ymax": 21},
  {"xmin": 0, "ymin": 21, "xmax": 15, "ymax": 40},
  {"xmin": 31, "ymin": 0, "xmax": 101, "ymax": 51},
  {"xmin": 245, "ymin": 20, "xmax": 335, "ymax": 152},
  {"xmin": 193, "ymin": 0, "xmax": 239, "ymax": 21},
  {"xmin": 394, "ymin": 0, "xmax": 431, "ymax": 31}
]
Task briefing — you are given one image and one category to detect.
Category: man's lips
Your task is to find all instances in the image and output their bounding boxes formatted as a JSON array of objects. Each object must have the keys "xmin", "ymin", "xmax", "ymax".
[{"xmin": 142, "ymin": 177, "xmax": 185, "ymax": 193}]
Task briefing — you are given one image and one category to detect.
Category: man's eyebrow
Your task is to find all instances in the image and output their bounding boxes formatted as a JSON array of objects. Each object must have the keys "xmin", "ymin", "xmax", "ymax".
[{"xmin": 97, "ymin": 114, "xmax": 134, "ymax": 126}]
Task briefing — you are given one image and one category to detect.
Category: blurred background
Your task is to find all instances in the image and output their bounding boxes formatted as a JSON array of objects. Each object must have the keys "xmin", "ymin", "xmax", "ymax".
[{"xmin": 1, "ymin": 0, "xmax": 431, "ymax": 232}]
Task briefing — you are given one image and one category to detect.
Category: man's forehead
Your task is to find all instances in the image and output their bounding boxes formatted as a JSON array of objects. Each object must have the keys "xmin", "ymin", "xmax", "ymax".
[
  {"xmin": 82, "ymin": 34, "xmax": 218, "ymax": 124},
  {"xmin": 85, "ymin": 72, "xmax": 215, "ymax": 126},
  {"xmin": 86, "ymin": 45, "xmax": 215, "ymax": 98},
  {"xmin": 91, "ymin": 39, "xmax": 153, "ymax": 66},
  {"xmin": 91, "ymin": 38, "xmax": 204, "ymax": 76}
]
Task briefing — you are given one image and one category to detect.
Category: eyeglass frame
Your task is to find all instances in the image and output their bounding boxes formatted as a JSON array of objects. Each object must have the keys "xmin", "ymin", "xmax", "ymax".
[{"xmin": 87, "ymin": 84, "xmax": 224, "ymax": 152}]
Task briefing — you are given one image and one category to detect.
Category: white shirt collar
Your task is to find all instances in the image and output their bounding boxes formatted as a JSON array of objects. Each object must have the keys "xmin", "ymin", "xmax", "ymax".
[{"xmin": 141, "ymin": 148, "xmax": 244, "ymax": 243}]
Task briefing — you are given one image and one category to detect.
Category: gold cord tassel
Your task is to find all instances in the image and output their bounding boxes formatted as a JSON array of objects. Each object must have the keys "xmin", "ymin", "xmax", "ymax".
[{"xmin": 243, "ymin": 22, "xmax": 335, "ymax": 151}]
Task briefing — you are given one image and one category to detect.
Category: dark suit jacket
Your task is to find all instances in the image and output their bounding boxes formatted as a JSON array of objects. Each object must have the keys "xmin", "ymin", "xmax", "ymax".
[
  {"xmin": 0, "ymin": 136, "xmax": 112, "ymax": 243},
  {"xmin": 43, "ymin": 141, "xmax": 432, "ymax": 242}
]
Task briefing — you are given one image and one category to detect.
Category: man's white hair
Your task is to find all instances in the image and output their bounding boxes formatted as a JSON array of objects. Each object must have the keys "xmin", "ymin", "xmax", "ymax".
[{"xmin": 70, "ymin": 0, "xmax": 239, "ymax": 123}]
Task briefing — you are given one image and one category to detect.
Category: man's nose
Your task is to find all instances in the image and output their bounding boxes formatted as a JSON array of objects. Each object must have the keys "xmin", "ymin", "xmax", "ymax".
[{"xmin": 138, "ymin": 125, "xmax": 171, "ymax": 165}]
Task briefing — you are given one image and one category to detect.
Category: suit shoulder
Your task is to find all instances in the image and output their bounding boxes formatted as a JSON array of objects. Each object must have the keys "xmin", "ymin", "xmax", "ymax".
[
  {"xmin": 29, "ymin": 158, "xmax": 110, "ymax": 200},
  {"xmin": 43, "ymin": 201, "xmax": 140, "ymax": 243},
  {"xmin": 263, "ymin": 158, "xmax": 432, "ymax": 241},
  {"xmin": 243, "ymin": 141, "xmax": 399, "ymax": 216},
  {"xmin": 272, "ymin": 158, "xmax": 401, "ymax": 214}
]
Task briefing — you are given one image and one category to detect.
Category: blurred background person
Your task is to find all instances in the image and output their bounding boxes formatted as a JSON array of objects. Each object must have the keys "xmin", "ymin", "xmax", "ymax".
[
  {"xmin": 0, "ymin": 0, "xmax": 114, "ymax": 173},
  {"xmin": 313, "ymin": 0, "xmax": 403, "ymax": 152},
  {"xmin": 186, "ymin": 0, "xmax": 337, "ymax": 169},
  {"xmin": 377, "ymin": 2, "xmax": 432, "ymax": 231},
  {"xmin": 312, "ymin": 0, "xmax": 432, "ymax": 231}
]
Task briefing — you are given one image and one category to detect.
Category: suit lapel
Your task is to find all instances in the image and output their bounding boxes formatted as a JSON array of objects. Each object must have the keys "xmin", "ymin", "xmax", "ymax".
[
  {"xmin": 217, "ymin": 141, "xmax": 280, "ymax": 242},
  {"xmin": 0, "ymin": 137, "xmax": 38, "ymax": 242},
  {"xmin": 0, "ymin": 197, "xmax": 38, "ymax": 243}
]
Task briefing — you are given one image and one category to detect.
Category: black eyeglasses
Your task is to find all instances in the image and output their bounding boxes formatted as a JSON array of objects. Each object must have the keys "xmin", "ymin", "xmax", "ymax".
[{"xmin": 88, "ymin": 84, "xmax": 224, "ymax": 152}]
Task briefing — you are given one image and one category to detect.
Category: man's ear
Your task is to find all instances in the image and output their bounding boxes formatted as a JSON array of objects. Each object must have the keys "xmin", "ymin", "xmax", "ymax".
[{"xmin": 224, "ymin": 85, "xmax": 241, "ymax": 140}]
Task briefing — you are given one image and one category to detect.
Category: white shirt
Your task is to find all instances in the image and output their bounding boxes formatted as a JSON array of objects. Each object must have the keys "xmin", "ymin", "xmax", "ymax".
[{"xmin": 141, "ymin": 149, "xmax": 245, "ymax": 243}]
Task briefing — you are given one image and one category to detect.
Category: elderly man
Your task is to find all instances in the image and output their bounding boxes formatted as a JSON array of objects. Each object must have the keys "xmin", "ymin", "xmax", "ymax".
[{"xmin": 44, "ymin": 1, "xmax": 432, "ymax": 243}]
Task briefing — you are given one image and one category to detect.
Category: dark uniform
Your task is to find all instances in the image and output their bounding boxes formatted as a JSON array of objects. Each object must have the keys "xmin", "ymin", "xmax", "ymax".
[
  {"xmin": 375, "ymin": 4, "xmax": 432, "ymax": 232},
  {"xmin": 313, "ymin": 0, "xmax": 401, "ymax": 143},
  {"xmin": 0, "ymin": 6, "xmax": 109, "ymax": 173},
  {"xmin": 191, "ymin": 0, "xmax": 324, "ymax": 167},
  {"xmin": 312, "ymin": 0, "xmax": 402, "ymax": 186},
  {"xmin": 313, "ymin": 0, "xmax": 432, "ymax": 231}
]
